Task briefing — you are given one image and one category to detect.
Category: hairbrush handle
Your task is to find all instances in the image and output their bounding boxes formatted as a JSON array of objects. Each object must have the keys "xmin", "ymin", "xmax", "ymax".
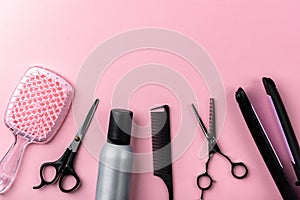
[{"xmin": 0, "ymin": 134, "xmax": 30, "ymax": 193}]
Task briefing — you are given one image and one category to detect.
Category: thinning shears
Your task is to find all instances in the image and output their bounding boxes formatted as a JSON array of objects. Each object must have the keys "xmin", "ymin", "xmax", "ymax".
[
  {"xmin": 191, "ymin": 98, "xmax": 248, "ymax": 200},
  {"xmin": 34, "ymin": 99, "xmax": 99, "ymax": 193}
]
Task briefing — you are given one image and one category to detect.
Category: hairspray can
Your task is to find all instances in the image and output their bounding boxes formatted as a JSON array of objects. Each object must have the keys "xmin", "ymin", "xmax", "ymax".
[{"xmin": 95, "ymin": 109, "xmax": 133, "ymax": 200}]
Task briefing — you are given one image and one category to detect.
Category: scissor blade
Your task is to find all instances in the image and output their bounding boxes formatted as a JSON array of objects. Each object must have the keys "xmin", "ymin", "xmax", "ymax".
[
  {"xmin": 209, "ymin": 98, "xmax": 216, "ymax": 138},
  {"xmin": 77, "ymin": 99, "xmax": 99, "ymax": 139},
  {"xmin": 191, "ymin": 103, "xmax": 209, "ymax": 139},
  {"xmin": 69, "ymin": 99, "xmax": 99, "ymax": 152}
]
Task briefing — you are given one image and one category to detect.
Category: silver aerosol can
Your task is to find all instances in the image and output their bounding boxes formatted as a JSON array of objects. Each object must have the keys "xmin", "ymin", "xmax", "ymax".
[{"xmin": 95, "ymin": 109, "xmax": 133, "ymax": 200}]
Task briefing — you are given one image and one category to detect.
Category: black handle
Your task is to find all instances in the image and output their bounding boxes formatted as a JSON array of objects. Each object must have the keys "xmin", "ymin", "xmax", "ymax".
[
  {"xmin": 217, "ymin": 146, "xmax": 248, "ymax": 180},
  {"xmin": 197, "ymin": 172, "xmax": 213, "ymax": 200},
  {"xmin": 196, "ymin": 172, "xmax": 213, "ymax": 191},
  {"xmin": 231, "ymin": 162, "xmax": 248, "ymax": 179},
  {"xmin": 58, "ymin": 152, "xmax": 81, "ymax": 193},
  {"xmin": 33, "ymin": 149, "xmax": 71, "ymax": 190}
]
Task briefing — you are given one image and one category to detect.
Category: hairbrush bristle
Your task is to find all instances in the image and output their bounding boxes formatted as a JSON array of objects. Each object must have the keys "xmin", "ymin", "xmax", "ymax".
[{"xmin": 5, "ymin": 67, "xmax": 73, "ymax": 142}]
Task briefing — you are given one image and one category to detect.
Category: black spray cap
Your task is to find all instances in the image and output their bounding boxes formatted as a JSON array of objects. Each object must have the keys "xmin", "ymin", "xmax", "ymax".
[{"xmin": 107, "ymin": 109, "xmax": 133, "ymax": 145}]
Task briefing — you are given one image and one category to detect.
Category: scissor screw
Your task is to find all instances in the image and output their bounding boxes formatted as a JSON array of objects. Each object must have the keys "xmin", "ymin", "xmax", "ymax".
[{"xmin": 75, "ymin": 136, "xmax": 80, "ymax": 141}]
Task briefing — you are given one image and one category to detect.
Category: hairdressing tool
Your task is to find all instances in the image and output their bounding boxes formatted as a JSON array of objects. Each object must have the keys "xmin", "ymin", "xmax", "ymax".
[
  {"xmin": 236, "ymin": 88, "xmax": 297, "ymax": 200},
  {"xmin": 34, "ymin": 99, "xmax": 99, "ymax": 193},
  {"xmin": 263, "ymin": 77, "xmax": 300, "ymax": 186},
  {"xmin": 0, "ymin": 66, "xmax": 73, "ymax": 194},
  {"xmin": 191, "ymin": 98, "xmax": 248, "ymax": 200},
  {"xmin": 151, "ymin": 105, "xmax": 173, "ymax": 200},
  {"xmin": 96, "ymin": 109, "xmax": 133, "ymax": 200}
]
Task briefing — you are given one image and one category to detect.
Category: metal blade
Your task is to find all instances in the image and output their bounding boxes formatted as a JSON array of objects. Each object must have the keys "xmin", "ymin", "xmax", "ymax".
[
  {"xmin": 209, "ymin": 98, "xmax": 216, "ymax": 139},
  {"xmin": 77, "ymin": 99, "xmax": 99, "ymax": 139},
  {"xmin": 69, "ymin": 99, "xmax": 99, "ymax": 152},
  {"xmin": 191, "ymin": 103, "xmax": 209, "ymax": 139}
]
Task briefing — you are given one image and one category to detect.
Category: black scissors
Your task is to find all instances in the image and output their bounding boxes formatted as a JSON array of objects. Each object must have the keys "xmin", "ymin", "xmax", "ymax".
[
  {"xmin": 33, "ymin": 99, "xmax": 99, "ymax": 193},
  {"xmin": 191, "ymin": 98, "xmax": 248, "ymax": 200}
]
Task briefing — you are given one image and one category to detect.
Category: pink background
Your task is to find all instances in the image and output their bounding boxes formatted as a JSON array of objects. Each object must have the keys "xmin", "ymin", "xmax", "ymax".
[{"xmin": 1, "ymin": 0, "xmax": 300, "ymax": 199}]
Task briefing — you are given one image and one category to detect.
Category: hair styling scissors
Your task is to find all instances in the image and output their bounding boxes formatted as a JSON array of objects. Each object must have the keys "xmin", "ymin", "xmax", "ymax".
[
  {"xmin": 191, "ymin": 98, "xmax": 248, "ymax": 200},
  {"xmin": 33, "ymin": 99, "xmax": 99, "ymax": 193}
]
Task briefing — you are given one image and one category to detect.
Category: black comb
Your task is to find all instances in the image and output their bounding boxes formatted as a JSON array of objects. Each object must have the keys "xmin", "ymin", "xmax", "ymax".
[{"xmin": 151, "ymin": 105, "xmax": 174, "ymax": 200}]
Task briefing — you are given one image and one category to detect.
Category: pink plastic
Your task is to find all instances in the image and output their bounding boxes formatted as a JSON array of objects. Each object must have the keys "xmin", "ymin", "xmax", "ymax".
[{"xmin": 0, "ymin": 66, "xmax": 74, "ymax": 193}]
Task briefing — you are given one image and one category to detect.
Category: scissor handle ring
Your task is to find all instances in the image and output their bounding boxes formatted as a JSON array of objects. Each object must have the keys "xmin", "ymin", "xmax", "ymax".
[
  {"xmin": 59, "ymin": 167, "xmax": 81, "ymax": 193},
  {"xmin": 196, "ymin": 172, "xmax": 213, "ymax": 191},
  {"xmin": 231, "ymin": 162, "xmax": 248, "ymax": 179},
  {"xmin": 33, "ymin": 162, "xmax": 61, "ymax": 190}
]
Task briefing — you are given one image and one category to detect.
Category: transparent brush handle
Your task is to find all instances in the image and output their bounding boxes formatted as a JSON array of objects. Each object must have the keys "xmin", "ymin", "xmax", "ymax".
[{"xmin": 0, "ymin": 134, "xmax": 30, "ymax": 194}]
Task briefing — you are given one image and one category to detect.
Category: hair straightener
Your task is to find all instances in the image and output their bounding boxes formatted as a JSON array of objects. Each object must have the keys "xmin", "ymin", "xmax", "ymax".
[{"xmin": 235, "ymin": 77, "xmax": 300, "ymax": 200}]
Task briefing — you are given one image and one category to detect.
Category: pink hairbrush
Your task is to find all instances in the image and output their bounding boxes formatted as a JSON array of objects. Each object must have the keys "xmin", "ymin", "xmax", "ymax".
[{"xmin": 0, "ymin": 66, "xmax": 74, "ymax": 193}]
